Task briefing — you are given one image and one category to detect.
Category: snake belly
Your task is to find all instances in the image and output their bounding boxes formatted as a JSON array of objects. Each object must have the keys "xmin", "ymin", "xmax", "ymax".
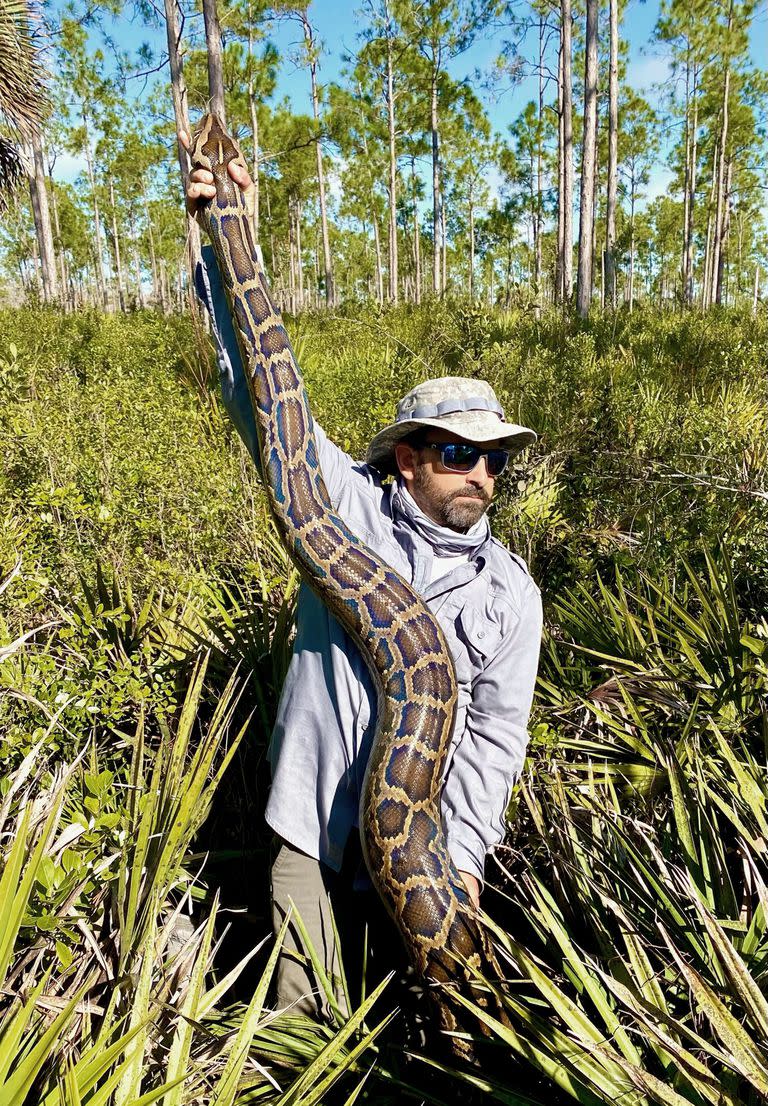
[{"xmin": 191, "ymin": 113, "xmax": 504, "ymax": 1052}]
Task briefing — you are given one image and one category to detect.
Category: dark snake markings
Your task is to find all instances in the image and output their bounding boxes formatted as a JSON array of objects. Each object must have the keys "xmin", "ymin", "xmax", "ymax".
[{"xmin": 191, "ymin": 112, "xmax": 509, "ymax": 1058}]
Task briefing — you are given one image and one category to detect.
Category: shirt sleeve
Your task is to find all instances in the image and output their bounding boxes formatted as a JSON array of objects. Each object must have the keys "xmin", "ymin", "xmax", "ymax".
[
  {"xmin": 441, "ymin": 575, "xmax": 543, "ymax": 885},
  {"xmin": 195, "ymin": 246, "xmax": 373, "ymax": 507},
  {"xmin": 195, "ymin": 245, "xmax": 261, "ymax": 465}
]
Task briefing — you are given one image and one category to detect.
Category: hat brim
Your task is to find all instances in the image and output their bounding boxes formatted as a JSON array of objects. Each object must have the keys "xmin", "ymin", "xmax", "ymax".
[{"xmin": 366, "ymin": 411, "xmax": 537, "ymax": 475}]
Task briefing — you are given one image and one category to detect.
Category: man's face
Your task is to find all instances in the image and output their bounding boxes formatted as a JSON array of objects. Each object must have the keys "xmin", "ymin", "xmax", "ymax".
[{"xmin": 395, "ymin": 428, "xmax": 500, "ymax": 532}]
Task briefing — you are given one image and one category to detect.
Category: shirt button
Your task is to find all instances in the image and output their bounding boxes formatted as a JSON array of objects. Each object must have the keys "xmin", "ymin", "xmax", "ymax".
[{"xmin": 477, "ymin": 630, "xmax": 485, "ymax": 639}]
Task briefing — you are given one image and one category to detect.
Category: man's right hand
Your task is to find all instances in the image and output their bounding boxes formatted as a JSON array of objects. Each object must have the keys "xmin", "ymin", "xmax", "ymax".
[{"xmin": 178, "ymin": 129, "xmax": 256, "ymax": 224}]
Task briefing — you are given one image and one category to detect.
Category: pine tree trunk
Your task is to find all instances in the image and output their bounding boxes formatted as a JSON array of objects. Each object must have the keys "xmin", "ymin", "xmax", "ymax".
[
  {"xmin": 576, "ymin": 0, "xmax": 598, "ymax": 317},
  {"xmin": 28, "ymin": 134, "xmax": 58, "ymax": 304},
  {"xmin": 684, "ymin": 65, "xmax": 698, "ymax": 305},
  {"xmin": 248, "ymin": 22, "xmax": 261, "ymax": 242},
  {"xmin": 356, "ymin": 87, "xmax": 383, "ymax": 306},
  {"xmin": 300, "ymin": 13, "xmax": 334, "ymax": 307},
  {"xmin": 441, "ymin": 187, "xmax": 447, "ymax": 292},
  {"xmin": 412, "ymin": 160, "xmax": 422, "ymax": 305},
  {"xmin": 287, "ymin": 198, "xmax": 296, "ymax": 312},
  {"xmin": 313, "ymin": 230, "xmax": 320, "ymax": 307},
  {"xmin": 562, "ymin": 0, "xmax": 574, "ymax": 305},
  {"xmin": 469, "ymin": 197, "xmax": 475, "ymax": 299},
  {"xmin": 430, "ymin": 70, "xmax": 441, "ymax": 296},
  {"xmin": 715, "ymin": 158, "xmax": 732, "ymax": 305},
  {"xmin": 387, "ymin": 33, "xmax": 398, "ymax": 304},
  {"xmin": 159, "ymin": 258, "xmax": 169, "ymax": 315},
  {"xmin": 264, "ymin": 177, "xmax": 282, "ymax": 302},
  {"xmin": 82, "ymin": 110, "xmax": 108, "ymax": 308},
  {"xmin": 49, "ymin": 174, "xmax": 70, "ymax": 312},
  {"xmin": 296, "ymin": 198, "xmax": 305, "ymax": 309},
  {"xmin": 701, "ymin": 143, "xmax": 718, "ymax": 308},
  {"xmin": 142, "ymin": 183, "xmax": 160, "ymax": 307},
  {"xmin": 629, "ymin": 190, "xmax": 636, "ymax": 311},
  {"xmin": 133, "ymin": 247, "xmax": 145, "ymax": 309},
  {"xmin": 249, "ymin": 89, "xmax": 261, "ymax": 244},
  {"xmin": 604, "ymin": 0, "xmax": 618, "ymax": 308},
  {"xmin": 710, "ymin": 39, "xmax": 731, "ymax": 306},
  {"xmin": 30, "ymin": 220, "xmax": 40, "ymax": 293},
  {"xmin": 202, "ymin": 0, "xmax": 226, "ymax": 121},
  {"xmin": 682, "ymin": 48, "xmax": 691, "ymax": 301},
  {"xmin": 109, "ymin": 179, "xmax": 126, "ymax": 312},
  {"xmin": 534, "ymin": 15, "xmax": 544, "ymax": 306},
  {"xmin": 528, "ymin": 150, "xmax": 537, "ymax": 291},
  {"xmin": 555, "ymin": 34, "xmax": 564, "ymax": 303},
  {"xmin": 164, "ymin": 0, "xmax": 202, "ymax": 274},
  {"xmin": 372, "ymin": 213, "xmax": 384, "ymax": 305}
]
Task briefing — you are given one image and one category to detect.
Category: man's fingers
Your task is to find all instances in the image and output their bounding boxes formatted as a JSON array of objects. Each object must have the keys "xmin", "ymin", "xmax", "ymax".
[
  {"xmin": 188, "ymin": 181, "xmax": 216, "ymax": 202},
  {"xmin": 228, "ymin": 160, "xmax": 254, "ymax": 191},
  {"xmin": 186, "ymin": 178, "xmax": 217, "ymax": 217},
  {"xmin": 181, "ymin": 129, "xmax": 255, "ymax": 225}
]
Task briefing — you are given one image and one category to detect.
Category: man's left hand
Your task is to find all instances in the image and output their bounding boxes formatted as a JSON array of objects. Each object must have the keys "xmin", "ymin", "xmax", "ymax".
[{"xmin": 458, "ymin": 870, "xmax": 480, "ymax": 909}]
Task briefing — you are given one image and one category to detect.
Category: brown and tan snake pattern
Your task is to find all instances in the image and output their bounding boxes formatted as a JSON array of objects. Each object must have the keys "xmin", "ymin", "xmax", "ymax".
[{"xmin": 191, "ymin": 113, "xmax": 508, "ymax": 1056}]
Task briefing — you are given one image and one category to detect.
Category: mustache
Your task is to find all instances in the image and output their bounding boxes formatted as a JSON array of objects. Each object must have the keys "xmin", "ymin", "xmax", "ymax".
[{"xmin": 446, "ymin": 487, "xmax": 491, "ymax": 506}]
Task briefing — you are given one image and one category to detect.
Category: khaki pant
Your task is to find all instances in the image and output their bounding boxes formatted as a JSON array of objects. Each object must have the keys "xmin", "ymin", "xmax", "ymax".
[
  {"xmin": 270, "ymin": 840, "xmax": 346, "ymax": 1017},
  {"xmin": 270, "ymin": 837, "xmax": 405, "ymax": 1019}
]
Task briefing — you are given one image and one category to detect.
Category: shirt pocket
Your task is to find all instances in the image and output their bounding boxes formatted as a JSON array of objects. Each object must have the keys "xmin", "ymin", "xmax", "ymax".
[{"xmin": 457, "ymin": 605, "xmax": 502, "ymax": 672}]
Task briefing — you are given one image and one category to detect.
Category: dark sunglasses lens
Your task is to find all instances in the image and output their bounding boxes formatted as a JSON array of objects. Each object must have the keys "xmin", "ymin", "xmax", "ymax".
[
  {"xmin": 436, "ymin": 443, "xmax": 510, "ymax": 475},
  {"xmin": 486, "ymin": 450, "xmax": 510, "ymax": 476},
  {"xmin": 440, "ymin": 443, "xmax": 479, "ymax": 471}
]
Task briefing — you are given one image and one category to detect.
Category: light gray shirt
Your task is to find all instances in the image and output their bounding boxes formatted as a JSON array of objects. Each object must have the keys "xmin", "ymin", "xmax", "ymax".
[{"xmin": 196, "ymin": 249, "xmax": 543, "ymax": 883}]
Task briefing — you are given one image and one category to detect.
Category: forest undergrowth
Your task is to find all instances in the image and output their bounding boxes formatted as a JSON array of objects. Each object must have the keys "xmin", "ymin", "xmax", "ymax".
[{"xmin": 0, "ymin": 299, "xmax": 767, "ymax": 1104}]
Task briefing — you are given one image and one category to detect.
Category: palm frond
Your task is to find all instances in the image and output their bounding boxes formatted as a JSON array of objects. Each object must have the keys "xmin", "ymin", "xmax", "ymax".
[{"xmin": 0, "ymin": 0, "xmax": 47, "ymax": 140}]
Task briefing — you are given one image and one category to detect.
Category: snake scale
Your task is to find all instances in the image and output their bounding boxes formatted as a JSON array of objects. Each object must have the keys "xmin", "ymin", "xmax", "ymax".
[{"xmin": 191, "ymin": 113, "xmax": 508, "ymax": 1055}]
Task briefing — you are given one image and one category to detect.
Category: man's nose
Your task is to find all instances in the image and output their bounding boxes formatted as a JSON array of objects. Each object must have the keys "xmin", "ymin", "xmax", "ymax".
[{"xmin": 467, "ymin": 456, "xmax": 490, "ymax": 483}]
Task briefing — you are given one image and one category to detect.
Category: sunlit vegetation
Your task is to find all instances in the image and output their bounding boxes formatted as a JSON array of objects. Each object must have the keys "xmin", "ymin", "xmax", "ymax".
[{"xmin": 1, "ymin": 301, "xmax": 766, "ymax": 1101}]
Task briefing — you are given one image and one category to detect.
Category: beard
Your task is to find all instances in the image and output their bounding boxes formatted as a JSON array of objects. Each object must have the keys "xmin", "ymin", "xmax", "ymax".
[{"xmin": 413, "ymin": 463, "xmax": 491, "ymax": 532}]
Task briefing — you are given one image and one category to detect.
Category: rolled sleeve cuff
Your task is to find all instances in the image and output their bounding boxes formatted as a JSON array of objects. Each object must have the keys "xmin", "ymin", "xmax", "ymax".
[{"xmin": 446, "ymin": 837, "xmax": 485, "ymax": 888}]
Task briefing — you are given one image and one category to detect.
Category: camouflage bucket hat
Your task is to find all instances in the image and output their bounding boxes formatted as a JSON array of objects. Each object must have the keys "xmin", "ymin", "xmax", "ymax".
[{"xmin": 366, "ymin": 376, "xmax": 537, "ymax": 475}]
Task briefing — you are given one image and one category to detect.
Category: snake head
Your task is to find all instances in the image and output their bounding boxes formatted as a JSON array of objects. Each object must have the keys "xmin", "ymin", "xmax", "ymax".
[{"xmin": 190, "ymin": 113, "xmax": 250, "ymax": 212}]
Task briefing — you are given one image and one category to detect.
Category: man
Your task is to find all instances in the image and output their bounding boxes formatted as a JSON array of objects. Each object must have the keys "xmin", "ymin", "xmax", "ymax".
[{"xmin": 186, "ymin": 147, "xmax": 543, "ymax": 1018}]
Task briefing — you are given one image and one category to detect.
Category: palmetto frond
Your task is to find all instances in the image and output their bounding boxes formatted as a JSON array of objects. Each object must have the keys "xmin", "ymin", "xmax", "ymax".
[
  {"xmin": 0, "ymin": 134, "xmax": 25, "ymax": 194},
  {"xmin": 0, "ymin": 0, "xmax": 47, "ymax": 141},
  {"xmin": 0, "ymin": 0, "xmax": 48, "ymax": 204}
]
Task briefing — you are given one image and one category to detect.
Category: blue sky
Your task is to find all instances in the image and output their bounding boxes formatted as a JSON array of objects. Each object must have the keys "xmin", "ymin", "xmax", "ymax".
[{"xmin": 54, "ymin": 0, "xmax": 766, "ymax": 216}]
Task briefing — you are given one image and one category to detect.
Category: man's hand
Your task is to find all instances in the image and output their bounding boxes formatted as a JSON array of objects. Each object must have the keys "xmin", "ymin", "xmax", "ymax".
[
  {"xmin": 178, "ymin": 129, "xmax": 256, "ymax": 224},
  {"xmin": 458, "ymin": 870, "xmax": 480, "ymax": 909}
]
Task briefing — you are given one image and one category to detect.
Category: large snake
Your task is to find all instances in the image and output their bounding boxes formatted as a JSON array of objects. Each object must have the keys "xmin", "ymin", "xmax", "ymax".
[{"xmin": 191, "ymin": 113, "xmax": 507, "ymax": 1055}]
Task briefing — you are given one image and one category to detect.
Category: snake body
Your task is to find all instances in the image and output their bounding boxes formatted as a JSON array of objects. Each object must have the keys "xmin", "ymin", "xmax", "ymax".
[{"xmin": 191, "ymin": 114, "xmax": 505, "ymax": 1051}]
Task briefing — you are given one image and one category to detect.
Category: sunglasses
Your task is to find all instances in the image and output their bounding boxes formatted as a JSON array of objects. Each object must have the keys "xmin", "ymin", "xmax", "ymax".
[{"xmin": 421, "ymin": 441, "xmax": 510, "ymax": 477}]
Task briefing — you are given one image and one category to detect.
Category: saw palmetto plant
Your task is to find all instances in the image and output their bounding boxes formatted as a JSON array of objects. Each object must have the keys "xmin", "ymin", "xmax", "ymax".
[{"xmin": 463, "ymin": 546, "xmax": 768, "ymax": 1105}]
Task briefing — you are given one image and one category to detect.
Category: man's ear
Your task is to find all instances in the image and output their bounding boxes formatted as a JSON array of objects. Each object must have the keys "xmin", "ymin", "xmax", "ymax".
[{"xmin": 394, "ymin": 440, "xmax": 418, "ymax": 480}]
